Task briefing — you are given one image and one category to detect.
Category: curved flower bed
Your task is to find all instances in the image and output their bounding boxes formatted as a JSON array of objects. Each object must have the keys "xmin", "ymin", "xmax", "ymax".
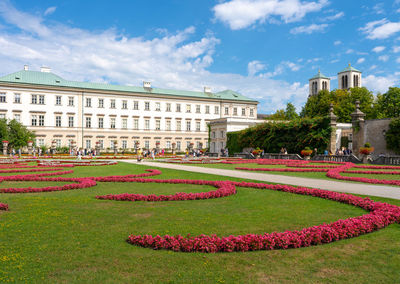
[
  {"xmin": 0, "ymin": 176, "xmax": 97, "ymax": 193},
  {"xmin": 0, "ymin": 167, "xmax": 66, "ymax": 174},
  {"xmin": 96, "ymin": 179, "xmax": 236, "ymax": 201},
  {"xmin": 0, "ymin": 202, "xmax": 8, "ymax": 211},
  {"xmin": 127, "ymin": 181, "xmax": 400, "ymax": 253},
  {"xmin": 91, "ymin": 169, "xmax": 162, "ymax": 181}
]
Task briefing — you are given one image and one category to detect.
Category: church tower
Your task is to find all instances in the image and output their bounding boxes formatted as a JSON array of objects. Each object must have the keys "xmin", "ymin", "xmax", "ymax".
[
  {"xmin": 337, "ymin": 63, "xmax": 362, "ymax": 90},
  {"xmin": 309, "ymin": 70, "xmax": 330, "ymax": 96}
]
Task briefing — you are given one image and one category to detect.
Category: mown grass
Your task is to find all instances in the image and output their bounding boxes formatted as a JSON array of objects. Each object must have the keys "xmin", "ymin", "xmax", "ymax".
[{"xmin": 0, "ymin": 162, "xmax": 399, "ymax": 283}]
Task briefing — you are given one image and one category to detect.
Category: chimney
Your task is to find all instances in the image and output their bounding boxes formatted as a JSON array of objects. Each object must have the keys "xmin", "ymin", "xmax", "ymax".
[
  {"xmin": 204, "ymin": 86, "xmax": 211, "ymax": 93},
  {"xmin": 143, "ymin": 81, "xmax": 151, "ymax": 88},
  {"xmin": 24, "ymin": 65, "xmax": 29, "ymax": 71},
  {"xmin": 40, "ymin": 66, "xmax": 51, "ymax": 73}
]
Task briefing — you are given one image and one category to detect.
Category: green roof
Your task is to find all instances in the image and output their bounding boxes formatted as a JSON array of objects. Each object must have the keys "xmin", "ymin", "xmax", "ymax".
[
  {"xmin": 309, "ymin": 70, "xmax": 330, "ymax": 80},
  {"xmin": 338, "ymin": 64, "xmax": 361, "ymax": 74},
  {"xmin": 0, "ymin": 70, "xmax": 258, "ymax": 103}
]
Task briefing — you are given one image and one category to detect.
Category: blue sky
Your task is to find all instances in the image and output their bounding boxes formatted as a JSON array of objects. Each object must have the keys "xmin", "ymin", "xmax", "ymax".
[{"xmin": 1, "ymin": 0, "xmax": 400, "ymax": 113}]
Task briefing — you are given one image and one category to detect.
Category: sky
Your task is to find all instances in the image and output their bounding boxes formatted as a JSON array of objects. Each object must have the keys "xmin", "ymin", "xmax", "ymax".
[{"xmin": 0, "ymin": 0, "xmax": 400, "ymax": 114}]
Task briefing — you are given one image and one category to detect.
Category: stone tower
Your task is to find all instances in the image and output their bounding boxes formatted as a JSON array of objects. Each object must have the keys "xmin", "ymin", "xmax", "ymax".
[
  {"xmin": 338, "ymin": 63, "xmax": 362, "ymax": 90},
  {"xmin": 309, "ymin": 70, "xmax": 330, "ymax": 96}
]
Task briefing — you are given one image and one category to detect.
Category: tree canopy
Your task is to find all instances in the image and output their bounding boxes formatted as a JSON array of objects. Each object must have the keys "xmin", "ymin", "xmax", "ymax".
[
  {"xmin": 374, "ymin": 87, "xmax": 400, "ymax": 118},
  {"xmin": 0, "ymin": 119, "xmax": 35, "ymax": 149},
  {"xmin": 269, "ymin": 102, "xmax": 299, "ymax": 121}
]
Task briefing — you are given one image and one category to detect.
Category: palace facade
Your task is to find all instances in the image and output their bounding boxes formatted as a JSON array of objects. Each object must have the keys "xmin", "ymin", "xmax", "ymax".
[{"xmin": 0, "ymin": 66, "xmax": 258, "ymax": 151}]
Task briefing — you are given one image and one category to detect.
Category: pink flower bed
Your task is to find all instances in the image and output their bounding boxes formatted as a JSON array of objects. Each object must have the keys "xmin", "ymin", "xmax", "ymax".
[
  {"xmin": 0, "ymin": 202, "xmax": 8, "ymax": 211},
  {"xmin": 91, "ymin": 169, "xmax": 162, "ymax": 181},
  {"xmin": 127, "ymin": 180, "xmax": 400, "ymax": 253},
  {"xmin": 96, "ymin": 179, "xmax": 236, "ymax": 202}
]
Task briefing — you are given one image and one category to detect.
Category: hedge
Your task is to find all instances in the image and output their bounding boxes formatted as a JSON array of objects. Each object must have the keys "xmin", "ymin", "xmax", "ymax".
[
  {"xmin": 226, "ymin": 117, "xmax": 332, "ymax": 154},
  {"xmin": 385, "ymin": 118, "xmax": 400, "ymax": 154}
]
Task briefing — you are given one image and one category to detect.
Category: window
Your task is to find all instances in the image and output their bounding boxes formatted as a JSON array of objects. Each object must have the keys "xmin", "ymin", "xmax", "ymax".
[
  {"xmin": 176, "ymin": 120, "xmax": 181, "ymax": 131},
  {"xmin": 155, "ymin": 102, "xmax": 161, "ymax": 111},
  {"xmin": 85, "ymin": 117, "xmax": 91, "ymax": 128},
  {"xmin": 110, "ymin": 118, "xmax": 116, "ymax": 129},
  {"xmin": 0, "ymin": 93, "xmax": 6, "ymax": 103},
  {"xmin": 176, "ymin": 141, "xmax": 181, "ymax": 150},
  {"xmin": 14, "ymin": 93, "xmax": 21, "ymax": 103},
  {"xmin": 39, "ymin": 95, "xmax": 45, "ymax": 105},
  {"xmin": 38, "ymin": 115, "xmax": 45, "ymax": 126},
  {"xmin": 186, "ymin": 104, "xmax": 191, "ymax": 113},
  {"xmin": 214, "ymin": 106, "xmax": 219, "ymax": 115},
  {"xmin": 250, "ymin": 108, "xmax": 254, "ymax": 117},
  {"xmin": 68, "ymin": 116, "xmax": 74, "ymax": 127},
  {"xmin": 196, "ymin": 105, "xmax": 201, "ymax": 113},
  {"xmin": 186, "ymin": 141, "xmax": 191, "ymax": 149},
  {"xmin": 31, "ymin": 94, "xmax": 37, "ymax": 104},
  {"xmin": 133, "ymin": 119, "xmax": 139, "ymax": 130},
  {"xmin": 155, "ymin": 119, "xmax": 161, "ymax": 130},
  {"xmin": 122, "ymin": 140, "xmax": 127, "ymax": 149},
  {"xmin": 196, "ymin": 121, "xmax": 201, "ymax": 131},
  {"xmin": 233, "ymin": 107, "xmax": 238, "ymax": 116},
  {"xmin": 196, "ymin": 141, "xmax": 201, "ymax": 149},
  {"xmin": 166, "ymin": 103, "xmax": 171, "ymax": 112},
  {"xmin": 176, "ymin": 103, "xmax": 181, "ymax": 112},
  {"xmin": 86, "ymin": 140, "xmax": 91, "ymax": 149},
  {"xmin": 145, "ymin": 119, "xmax": 150, "ymax": 130},
  {"xmin": 122, "ymin": 118, "xmax": 127, "ymax": 129},
  {"xmin": 145, "ymin": 102, "xmax": 150, "ymax": 111},
  {"xmin": 31, "ymin": 115, "xmax": 37, "ymax": 126},
  {"xmin": 241, "ymin": 108, "xmax": 246, "ymax": 116},
  {"xmin": 98, "ymin": 140, "xmax": 104, "ymax": 149},
  {"xmin": 55, "ymin": 96, "xmax": 62, "ymax": 105},
  {"xmin": 68, "ymin": 97, "xmax": 74, "ymax": 106},
  {"xmin": 220, "ymin": 131, "xmax": 224, "ymax": 138},
  {"xmin": 37, "ymin": 139, "xmax": 44, "ymax": 146},
  {"xmin": 110, "ymin": 99, "xmax": 116, "ymax": 109},
  {"xmin": 98, "ymin": 117, "xmax": 104, "ymax": 128},
  {"xmin": 14, "ymin": 114, "xmax": 20, "ymax": 122},
  {"xmin": 55, "ymin": 116, "xmax": 61, "ymax": 127},
  {"xmin": 0, "ymin": 114, "xmax": 5, "ymax": 119},
  {"xmin": 166, "ymin": 141, "xmax": 171, "ymax": 149},
  {"xmin": 186, "ymin": 120, "xmax": 191, "ymax": 131},
  {"xmin": 224, "ymin": 107, "xmax": 229, "ymax": 115},
  {"xmin": 205, "ymin": 105, "xmax": 210, "ymax": 114},
  {"xmin": 67, "ymin": 139, "xmax": 73, "ymax": 147},
  {"xmin": 133, "ymin": 101, "xmax": 139, "ymax": 110},
  {"xmin": 55, "ymin": 139, "xmax": 61, "ymax": 148},
  {"xmin": 166, "ymin": 120, "xmax": 171, "ymax": 131},
  {"xmin": 86, "ymin": 98, "xmax": 91, "ymax": 107},
  {"xmin": 144, "ymin": 140, "xmax": 150, "ymax": 149},
  {"xmin": 98, "ymin": 99, "xmax": 104, "ymax": 108},
  {"xmin": 122, "ymin": 100, "xmax": 127, "ymax": 109}
]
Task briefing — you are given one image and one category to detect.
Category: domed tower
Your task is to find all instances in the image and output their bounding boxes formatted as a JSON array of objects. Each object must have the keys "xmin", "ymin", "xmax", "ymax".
[
  {"xmin": 338, "ymin": 63, "xmax": 362, "ymax": 90},
  {"xmin": 309, "ymin": 69, "xmax": 330, "ymax": 96}
]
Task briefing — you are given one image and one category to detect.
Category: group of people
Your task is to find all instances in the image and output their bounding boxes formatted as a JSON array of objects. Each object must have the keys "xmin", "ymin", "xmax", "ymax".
[{"xmin": 220, "ymin": 148, "xmax": 229, "ymax": 157}]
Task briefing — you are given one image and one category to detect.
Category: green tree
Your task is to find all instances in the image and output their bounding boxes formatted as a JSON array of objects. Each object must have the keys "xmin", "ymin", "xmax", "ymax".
[
  {"xmin": 0, "ymin": 119, "xmax": 8, "ymax": 142},
  {"xmin": 285, "ymin": 103, "xmax": 299, "ymax": 120},
  {"xmin": 7, "ymin": 119, "xmax": 35, "ymax": 149},
  {"xmin": 386, "ymin": 118, "xmax": 400, "ymax": 154},
  {"xmin": 375, "ymin": 87, "xmax": 400, "ymax": 118},
  {"xmin": 269, "ymin": 109, "xmax": 286, "ymax": 120}
]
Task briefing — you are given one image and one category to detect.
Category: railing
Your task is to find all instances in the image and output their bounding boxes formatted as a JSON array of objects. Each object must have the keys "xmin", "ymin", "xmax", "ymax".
[
  {"xmin": 371, "ymin": 155, "xmax": 400, "ymax": 165},
  {"xmin": 312, "ymin": 154, "xmax": 362, "ymax": 163},
  {"xmin": 262, "ymin": 153, "xmax": 303, "ymax": 160}
]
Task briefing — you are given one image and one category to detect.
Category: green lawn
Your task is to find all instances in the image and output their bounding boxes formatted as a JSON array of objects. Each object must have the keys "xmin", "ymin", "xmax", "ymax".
[
  {"xmin": 188, "ymin": 162, "xmax": 400, "ymax": 182},
  {"xmin": 0, "ymin": 162, "xmax": 399, "ymax": 283}
]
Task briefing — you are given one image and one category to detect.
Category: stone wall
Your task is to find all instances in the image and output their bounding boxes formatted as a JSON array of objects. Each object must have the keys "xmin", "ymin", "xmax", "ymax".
[{"xmin": 363, "ymin": 119, "xmax": 395, "ymax": 156}]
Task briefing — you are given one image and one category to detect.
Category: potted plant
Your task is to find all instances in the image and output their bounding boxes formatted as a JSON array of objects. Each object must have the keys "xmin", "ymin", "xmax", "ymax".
[
  {"xmin": 301, "ymin": 147, "xmax": 313, "ymax": 160},
  {"xmin": 359, "ymin": 142, "xmax": 374, "ymax": 163},
  {"xmin": 252, "ymin": 147, "xmax": 262, "ymax": 158}
]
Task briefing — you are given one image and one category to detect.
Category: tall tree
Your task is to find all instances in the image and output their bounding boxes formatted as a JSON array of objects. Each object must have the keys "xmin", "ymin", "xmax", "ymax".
[
  {"xmin": 7, "ymin": 119, "xmax": 35, "ymax": 149},
  {"xmin": 285, "ymin": 103, "xmax": 299, "ymax": 120},
  {"xmin": 0, "ymin": 119, "xmax": 8, "ymax": 142},
  {"xmin": 374, "ymin": 87, "xmax": 400, "ymax": 118}
]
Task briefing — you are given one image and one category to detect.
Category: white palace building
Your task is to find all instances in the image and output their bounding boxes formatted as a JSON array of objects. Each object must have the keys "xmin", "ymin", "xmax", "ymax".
[{"xmin": 0, "ymin": 66, "xmax": 258, "ymax": 152}]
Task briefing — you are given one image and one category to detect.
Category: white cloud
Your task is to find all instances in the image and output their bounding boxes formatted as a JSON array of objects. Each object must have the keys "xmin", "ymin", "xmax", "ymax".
[
  {"xmin": 373, "ymin": 3, "xmax": 385, "ymax": 15},
  {"xmin": 396, "ymin": 57, "xmax": 400, "ymax": 63},
  {"xmin": 345, "ymin": 49, "xmax": 354, "ymax": 54},
  {"xmin": 363, "ymin": 74, "xmax": 398, "ymax": 93},
  {"xmin": 393, "ymin": 46, "xmax": 400, "ymax": 53},
  {"xmin": 369, "ymin": 65, "xmax": 377, "ymax": 70},
  {"xmin": 44, "ymin": 6, "xmax": 56, "ymax": 16},
  {"xmin": 356, "ymin": 58, "xmax": 365, "ymax": 64},
  {"xmin": 360, "ymin": 18, "xmax": 400, "ymax": 39},
  {"xmin": 213, "ymin": 0, "xmax": 329, "ymax": 30},
  {"xmin": 290, "ymin": 23, "xmax": 328, "ymax": 34},
  {"xmin": 0, "ymin": 0, "xmax": 309, "ymax": 113},
  {"xmin": 333, "ymin": 40, "xmax": 342, "ymax": 45},
  {"xmin": 247, "ymin": 60, "xmax": 265, "ymax": 76},
  {"xmin": 372, "ymin": 46, "xmax": 385, "ymax": 53},
  {"xmin": 378, "ymin": 55, "xmax": 389, "ymax": 62},
  {"xmin": 321, "ymin": 11, "xmax": 344, "ymax": 21}
]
